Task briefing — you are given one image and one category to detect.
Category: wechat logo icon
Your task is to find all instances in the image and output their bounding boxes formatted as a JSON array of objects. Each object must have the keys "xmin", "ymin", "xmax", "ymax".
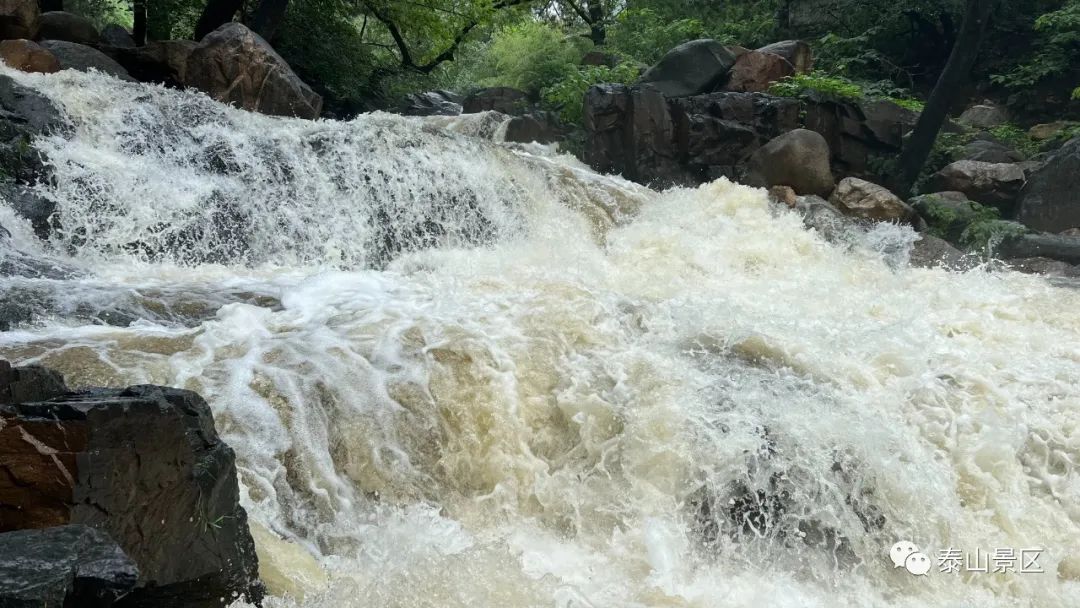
[{"xmin": 890, "ymin": 541, "xmax": 931, "ymax": 576}]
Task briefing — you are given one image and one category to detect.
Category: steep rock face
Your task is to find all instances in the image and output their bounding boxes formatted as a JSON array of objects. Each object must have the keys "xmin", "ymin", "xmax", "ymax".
[
  {"xmin": 1017, "ymin": 137, "xmax": 1080, "ymax": 232},
  {"xmin": 185, "ymin": 22, "xmax": 322, "ymax": 119},
  {"xmin": 0, "ymin": 362, "xmax": 263, "ymax": 607},
  {"xmin": 462, "ymin": 87, "xmax": 529, "ymax": 115},
  {"xmin": 106, "ymin": 40, "xmax": 196, "ymax": 88},
  {"xmin": 583, "ymin": 83, "xmax": 800, "ymax": 186},
  {"xmin": 0, "ymin": 525, "xmax": 138, "ymax": 607}
]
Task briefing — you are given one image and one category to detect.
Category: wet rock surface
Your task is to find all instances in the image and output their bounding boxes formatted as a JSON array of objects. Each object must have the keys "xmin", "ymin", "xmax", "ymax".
[{"xmin": 0, "ymin": 363, "xmax": 264, "ymax": 607}]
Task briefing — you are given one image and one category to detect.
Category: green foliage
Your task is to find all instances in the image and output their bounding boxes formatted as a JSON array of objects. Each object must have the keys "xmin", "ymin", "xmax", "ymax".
[
  {"xmin": 65, "ymin": 0, "xmax": 133, "ymax": 29},
  {"xmin": 991, "ymin": 0, "xmax": 1080, "ymax": 99},
  {"xmin": 606, "ymin": 8, "xmax": 704, "ymax": 63},
  {"xmin": 960, "ymin": 219, "xmax": 1031, "ymax": 251},
  {"xmin": 769, "ymin": 72, "xmax": 922, "ymax": 110},
  {"xmin": 541, "ymin": 61, "xmax": 640, "ymax": 123},
  {"xmin": 471, "ymin": 21, "xmax": 587, "ymax": 94},
  {"xmin": 985, "ymin": 124, "xmax": 1042, "ymax": 157}
]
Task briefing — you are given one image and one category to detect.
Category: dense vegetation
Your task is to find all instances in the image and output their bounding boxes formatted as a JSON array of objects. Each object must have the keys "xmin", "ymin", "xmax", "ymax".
[{"xmin": 76, "ymin": 1, "xmax": 1078, "ymax": 123}]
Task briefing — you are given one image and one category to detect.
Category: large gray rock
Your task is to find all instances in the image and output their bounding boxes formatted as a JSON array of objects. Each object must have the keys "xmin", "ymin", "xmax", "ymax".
[
  {"xmin": 39, "ymin": 39, "xmax": 133, "ymax": 80},
  {"xmin": 957, "ymin": 103, "xmax": 1009, "ymax": 129},
  {"xmin": 804, "ymin": 98, "xmax": 917, "ymax": 179},
  {"xmin": 909, "ymin": 191, "xmax": 983, "ymax": 243},
  {"xmin": 0, "ymin": 525, "xmax": 138, "ymax": 607},
  {"xmin": 1017, "ymin": 137, "xmax": 1080, "ymax": 232},
  {"xmin": 1006, "ymin": 257, "xmax": 1080, "ymax": 278},
  {"xmin": 959, "ymin": 137, "xmax": 1024, "ymax": 164},
  {"xmin": 105, "ymin": 40, "xmax": 196, "ymax": 87},
  {"xmin": 36, "ymin": 10, "xmax": 98, "ymax": 45},
  {"xmin": 0, "ymin": 73, "xmax": 62, "ymax": 184},
  {"xmin": 830, "ymin": 177, "xmax": 917, "ymax": 225},
  {"xmin": 746, "ymin": 128, "xmax": 834, "ymax": 196},
  {"xmin": 185, "ymin": 22, "xmax": 322, "ymax": 119},
  {"xmin": 996, "ymin": 233, "xmax": 1080, "ymax": 266},
  {"xmin": 0, "ymin": 0, "xmax": 38, "ymax": 39},
  {"xmin": 910, "ymin": 234, "xmax": 976, "ymax": 271},
  {"xmin": 0, "ymin": 365, "xmax": 264, "ymax": 606},
  {"xmin": 99, "ymin": 23, "xmax": 135, "ymax": 48},
  {"xmin": 925, "ymin": 160, "xmax": 1026, "ymax": 211},
  {"xmin": 638, "ymin": 39, "xmax": 737, "ymax": 97},
  {"xmin": 504, "ymin": 111, "xmax": 564, "ymax": 144}
]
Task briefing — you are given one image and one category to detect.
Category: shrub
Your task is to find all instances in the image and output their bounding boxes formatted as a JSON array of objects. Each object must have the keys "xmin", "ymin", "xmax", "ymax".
[
  {"xmin": 607, "ymin": 8, "xmax": 705, "ymax": 64},
  {"xmin": 454, "ymin": 21, "xmax": 587, "ymax": 96},
  {"xmin": 541, "ymin": 62, "xmax": 640, "ymax": 124}
]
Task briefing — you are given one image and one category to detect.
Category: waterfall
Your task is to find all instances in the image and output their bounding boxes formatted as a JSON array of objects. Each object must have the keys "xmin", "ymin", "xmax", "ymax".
[{"xmin": 2, "ymin": 66, "xmax": 1079, "ymax": 607}]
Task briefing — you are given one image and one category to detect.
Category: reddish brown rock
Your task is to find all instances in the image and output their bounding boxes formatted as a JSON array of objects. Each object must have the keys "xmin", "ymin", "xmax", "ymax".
[
  {"xmin": 724, "ymin": 50, "xmax": 795, "ymax": 93},
  {"xmin": 185, "ymin": 22, "xmax": 322, "ymax": 119},
  {"xmin": 757, "ymin": 40, "xmax": 813, "ymax": 74},
  {"xmin": 0, "ymin": 38, "xmax": 58, "ymax": 73}
]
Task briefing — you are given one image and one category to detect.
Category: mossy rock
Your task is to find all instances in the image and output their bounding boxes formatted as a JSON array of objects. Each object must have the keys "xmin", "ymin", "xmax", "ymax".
[{"xmin": 909, "ymin": 192, "xmax": 997, "ymax": 244}]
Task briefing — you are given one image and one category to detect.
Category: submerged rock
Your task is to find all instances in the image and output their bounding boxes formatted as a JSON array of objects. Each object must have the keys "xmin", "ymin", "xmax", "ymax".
[
  {"xmin": 0, "ymin": 363, "xmax": 264, "ymax": 606},
  {"xmin": 402, "ymin": 90, "xmax": 462, "ymax": 116},
  {"xmin": 0, "ymin": 525, "xmax": 138, "ymax": 607}
]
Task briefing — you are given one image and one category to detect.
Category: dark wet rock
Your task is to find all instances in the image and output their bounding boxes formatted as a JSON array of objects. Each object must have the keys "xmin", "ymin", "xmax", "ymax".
[
  {"xmin": 0, "ymin": 368, "xmax": 264, "ymax": 607},
  {"xmin": 583, "ymin": 84, "xmax": 800, "ymax": 186},
  {"xmin": 504, "ymin": 111, "xmax": 564, "ymax": 144},
  {"xmin": 0, "ymin": 525, "xmax": 138, "ymax": 607},
  {"xmin": 105, "ymin": 40, "xmax": 196, "ymax": 88},
  {"xmin": 1017, "ymin": 137, "xmax": 1080, "ymax": 233},
  {"xmin": 959, "ymin": 138, "xmax": 1024, "ymax": 164},
  {"xmin": 0, "ymin": 73, "xmax": 62, "ymax": 185},
  {"xmin": 40, "ymin": 39, "xmax": 134, "ymax": 81},
  {"xmin": 185, "ymin": 22, "xmax": 322, "ymax": 119},
  {"xmin": 792, "ymin": 194, "xmax": 851, "ymax": 242},
  {"xmin": 996, "ymin": 233, "xmax": 1080, "ymax": 266},
  {"xmin": 0, "ymin": 0, "xmax": 38, "ymax": 40},
  {"xmin": 99, "ymin": 23, "xmax": 135, "ymax": 48},
  {"xmin": 745, "ymin": 128, "xmax": 834, "ymax": 196},
  {"xmin": 910, "ymin": 234, "xmax": 976, "ymax": 271},
  {"xmin": 402, "ymin": 90, "xmax": 462, "ymax": 116},
  {"xmin": 804, "ymin": 98, "xmax": 917, "ymax": 179},
  {"xmin": 638, "ymin": 39, "xmax": 737, "ymax": 98},
  {"xmin": 36, "ymin": 11, "xmax": 98, "ymax": 45},
  {"xmin": 0, "ymin": 182, "xmax": 56, "ymax": 238},
  {"xmin": 1006, "ymin": 257, "xmax": 1080, "ymax": 278},
  {"xmin": 757, "ymin": 40, "xmax": 813, "ymax": 74},
  {"xmin": 924, "ymin": 160, "xmax": 1026, "ymax": 212},
  {"xmin": 0, "ymin": 38, "xmax": 59, "ymax": 73},
  {"xmin": 462, "ymin": 87, "xmax": 529, "ymax": 115},
  {"xmin": 909, "ymin": 191, "xmax": 986, "ymax": 244}
]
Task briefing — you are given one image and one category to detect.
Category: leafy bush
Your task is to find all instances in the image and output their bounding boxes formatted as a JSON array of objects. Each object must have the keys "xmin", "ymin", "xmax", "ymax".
[
  {"xmin": 769, "ymin": 72, "xmax": 922, "ymax": 110},
  {"xmin": 454, "ymin": 21, "xmax": 587, "ymax": 96},
  {"xmin": 541, "ymin": 62, "xmax": 641, "ymax": 124},
  {"xmin": 991, "ymin": 0, "xmax": 1080, "ymax": 100},
  {"xmin": 607, "ymin": 8, "xmax": 704, "ymax": 63},
  {"xmin": 961, "ymin": 219, "xmax": 1031, "ymax": 251},
  {"xmin": 65, "ymin": 0, "xmax": 133, "ymax": 29}
]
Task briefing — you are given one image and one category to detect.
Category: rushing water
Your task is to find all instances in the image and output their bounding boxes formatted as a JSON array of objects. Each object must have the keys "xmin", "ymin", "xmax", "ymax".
[{"xmin": 2, "ymin": 67, "xmax": 1079, "ymax": 608}]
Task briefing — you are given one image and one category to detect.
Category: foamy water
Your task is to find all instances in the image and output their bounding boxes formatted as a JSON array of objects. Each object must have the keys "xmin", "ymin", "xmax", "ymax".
[{"xmin": 1, "ymin": 67, "xmax": 1079, "ymax": 608}]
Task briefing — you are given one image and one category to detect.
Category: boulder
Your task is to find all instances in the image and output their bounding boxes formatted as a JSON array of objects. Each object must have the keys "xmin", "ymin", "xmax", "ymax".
[
  {"xmin": 504, "ymin": 111, "xmax": 564, "ymax": 144},
  {"xmin": 804, "ymin": 98, "xmax": 917, "ymax": 178},
  {"xmin": 1006, "ymin": 257, "xmax": 1080, "ymax": 278},
  {"xmin": 757, "ymin": 40, "xmax": 813, "ymax": 74},
  {"xmin": 638, "ymin": 39, "xmax": 737, "ymax": 97},
  {"xmin": 724, "ymin": 50, "xmax": 794, "ymax": 93},
  {"xmin": 36, "ymin": 10, "xmax": 98, "ymax": 45},
  {"xmin": 0, "ymin": 525, "xmax": 138, "ymax": 607},
  {"xmin": 1017, "ymin": 137, "xmax": 1080, "ymax": 232},
  {"xmin": 0, "ymin": 363, "xmax": 264, "ymax": 606},
  {"xmin": 0, "ymin": 37, "xmax": 57, "ymax": 73},
  {"xmin": 0, "ymin": 182, "xmax": 55, "ymax": 237},
  {"xmin": 1028, "ymin": 121, "xmax": 1071, "ymax": 141},
  {"xmin": 402, "ymin": 90, "xmax": 462, "ymax": 117},
  {"xmin": 462, "ymin": 86, "xmax": 529, "ymax": 115},
  {"xmin": 957, "ymin": 103, "xmax": 1008, "ymax": 129},
  {"xmin": 99, "ymin": 23, "xmax": 134, "ymax": 48},
  {"xmin": 909, "ymin": 191, "xmax": 984, "ymax": 243},
  {"xmin": 0, "ymin": 73, "xmax": 62, "ymax": 184},
  {"xmin": 996, "ymin": 233, "xmax": 1080, "ymax": 266},
  {"xmin": 925, "ymin": 160, "xmax": 1026, "ymax": 211},
  {"xmin": 40, "ymin": 39, "xmax": 133, "ymax": 80},
  {"xmin": 792, "ymin": 194, "xmax": 851, "ymax": 242},
  {"xmin": 830, "ymin": 177, "xmax": 917, "ymax": 224},
  {"xmin": 0, "ymin": 0, "xmax": 38, "ymax": 40},
  {"xmin": 745, "ymin": 128, "xmax": 834, "ymax": 196},
  {"xmin": 185, "ymin": 22, "xmax": 322, "ymax": 119},
  {"xmin": 910, "ymin": 233, "xmax": 975, "ymax": 271},
  {"xmin": 958, "ymin": 137, "xmax": 1024, "ymax": 163},
  {"xmin": 106, "ymin": 40, "xmax": 195, "ymax": 87}
]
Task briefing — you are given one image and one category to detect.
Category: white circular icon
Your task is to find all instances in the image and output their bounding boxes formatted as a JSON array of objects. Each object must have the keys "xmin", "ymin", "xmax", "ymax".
[
  {"xmin": 890, "ymin": 541, "xmax": 919, "ymax": 568},
  {"xmin": 905, "ymin": 551, "xmax": 932, "ymax": 576}
]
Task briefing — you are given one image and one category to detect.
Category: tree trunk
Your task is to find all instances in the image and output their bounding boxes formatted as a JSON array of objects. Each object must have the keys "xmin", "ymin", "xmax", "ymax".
[
  {"xmin": 892, "ymin": 0, "xmax": 995, "ymax": 196},
  {"xmin": 194, "ymin": 0, "xmax": 245, "ymax": 40},
  {"xmin": 249, "ymin": 0, "xmax": 290, "ymax": 41},
  {"xmin": 132, "ymin": 0, "xmax": 147, "ymax": 45},
  {"xmin": 587, "ymin": 0, "xmax": 605, "ymax": 45}
]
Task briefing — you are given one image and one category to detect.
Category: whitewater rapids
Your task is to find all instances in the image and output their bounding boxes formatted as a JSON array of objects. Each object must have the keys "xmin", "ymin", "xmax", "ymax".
[{"xmin": 1, "ymin": 67, "xmax": 1079, "ymax": 608}]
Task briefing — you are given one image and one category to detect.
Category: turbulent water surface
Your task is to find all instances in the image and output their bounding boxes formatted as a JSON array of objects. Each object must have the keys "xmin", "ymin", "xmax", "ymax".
[{"xmin": 2, "ymin": 67, "xmax": 1079, "ymax": 608}]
